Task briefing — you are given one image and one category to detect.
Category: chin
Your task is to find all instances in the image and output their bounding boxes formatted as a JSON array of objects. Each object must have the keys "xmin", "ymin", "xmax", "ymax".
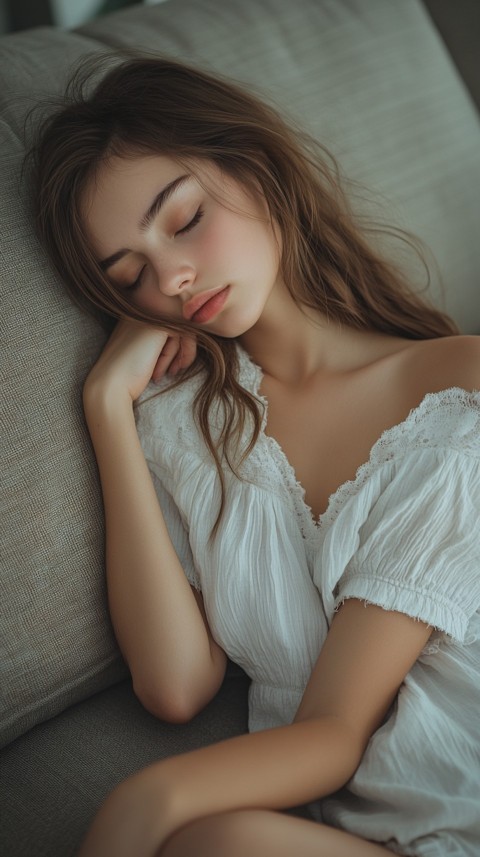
[
  {"xmin": 215, "ymin": 305, "xmax": 265, "ymax": 339},
  {"xmin": 202, "ymin": 317, "xmax": 255, "ymax": 340}
]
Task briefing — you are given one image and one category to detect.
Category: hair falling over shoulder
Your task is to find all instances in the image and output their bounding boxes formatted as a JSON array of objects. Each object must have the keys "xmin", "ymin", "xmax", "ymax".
[{"xmin": 29, "ymin": 54, "xmax": 458, "ymax": 533}]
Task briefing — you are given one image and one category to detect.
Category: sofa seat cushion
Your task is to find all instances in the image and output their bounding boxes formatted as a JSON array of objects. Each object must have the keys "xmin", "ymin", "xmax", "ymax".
[{"xmin": 0, "ymin": 668, "xmax": 249, "ymax": 857}]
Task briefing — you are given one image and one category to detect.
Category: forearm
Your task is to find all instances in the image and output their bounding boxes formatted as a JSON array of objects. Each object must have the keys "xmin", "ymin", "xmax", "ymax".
[
  {"xmin": 160, "ymin": 718, "xmax": 362, "ymax": 828},
  {"xmin": 84, "ymin": 386, "xmax": 223, "ymax": 716},
  {"xmin": 164, "ymin": 718, "xmax": 363, "ymax": 823},
  {"xmin": 78, "ymin": 717, "xmax": 363, "ymax": 857}
]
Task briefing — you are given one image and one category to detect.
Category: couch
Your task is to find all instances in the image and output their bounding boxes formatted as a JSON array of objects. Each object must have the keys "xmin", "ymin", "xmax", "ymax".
[{"xmin": 1, "ymin": 1, "xmax": 479, "ymax": 854}]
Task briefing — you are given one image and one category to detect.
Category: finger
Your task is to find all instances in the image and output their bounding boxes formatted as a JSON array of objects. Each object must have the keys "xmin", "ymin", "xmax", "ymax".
[
  {"xmin": 180, "ymin": 336, "xmax": 198, "ymax": 369},
  {"xmin": 169, "ymin": 335, "xmax": 198, "ymax": 376},
  {"xmin": 151, "ymin": 337, "xmax": 181, "ymax": 382}
]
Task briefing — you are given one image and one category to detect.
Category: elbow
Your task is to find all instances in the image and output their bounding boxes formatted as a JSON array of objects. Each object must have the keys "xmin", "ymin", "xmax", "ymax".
[
  {"xmin": 131, "ymin": 654, "xmax": 226, "ymax": 724},
  {"xmin": 295, "ymin": 714, "xmax": 368, "ymax": 788},
  {"xmin": 133, "ymin": 681, "xmax": 203, "ymax": 725}
]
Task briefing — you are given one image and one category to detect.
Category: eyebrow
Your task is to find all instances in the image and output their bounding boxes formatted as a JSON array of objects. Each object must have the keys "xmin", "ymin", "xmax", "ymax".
[{"xmin": 99, "ymin": 172, "xmax": 193, "ymax": 271}]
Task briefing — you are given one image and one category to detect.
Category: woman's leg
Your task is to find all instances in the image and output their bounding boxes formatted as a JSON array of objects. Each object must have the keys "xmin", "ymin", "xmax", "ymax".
[{"xmin": 160, "ymin": 808, "xmax": 394, "ymax": 857}]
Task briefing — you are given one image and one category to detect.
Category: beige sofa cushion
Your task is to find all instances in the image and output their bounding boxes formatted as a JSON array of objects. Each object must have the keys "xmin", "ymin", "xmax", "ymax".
[{"xmin": 1, "ymin": 0, "xmax": 479, "ymax": 747}]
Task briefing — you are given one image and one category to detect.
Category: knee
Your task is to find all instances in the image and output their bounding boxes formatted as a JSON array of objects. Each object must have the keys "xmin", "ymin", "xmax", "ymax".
[
  {"xmin": 203, "ymin": 810, "xmax": 259, "ymax": 848},
  {"xmin": 162, "ymin": 810, "xmax": 271, "ymax": 857}
]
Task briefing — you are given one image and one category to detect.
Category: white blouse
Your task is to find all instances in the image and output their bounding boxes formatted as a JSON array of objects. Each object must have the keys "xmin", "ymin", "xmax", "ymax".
[{"xmin": 135, "ymin": 345, "xmax": 480, "ymax": 857}]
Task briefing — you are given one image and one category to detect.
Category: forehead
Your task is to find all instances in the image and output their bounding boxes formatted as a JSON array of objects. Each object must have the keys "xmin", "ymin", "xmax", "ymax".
[
  {"xmin": 83, "ymin": 153, "xmax": 190, "ymax": 217},
  {"xmin": 85, "ymin": 153, "xmax": 230, "ymax": 208},
  {"xmin": 82, "ymin": 153, "xmax": 202, "ymax": 254},
  {"xmin": 82, "ymin": 154, "xmax": 259, "ymax": 258}
]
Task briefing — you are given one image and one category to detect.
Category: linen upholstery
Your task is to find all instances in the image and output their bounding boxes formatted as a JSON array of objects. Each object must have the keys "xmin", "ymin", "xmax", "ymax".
[
  {"xmin": 0, "ymin": 126, "xmax": 126, "ymax": 748},
  {"xmin": 0, "ymin": 671, "xmax": 249, "ymax": 857},
  {"xmin": 0, "ymin": 0, "xmax": 479, "ymax": 792}
]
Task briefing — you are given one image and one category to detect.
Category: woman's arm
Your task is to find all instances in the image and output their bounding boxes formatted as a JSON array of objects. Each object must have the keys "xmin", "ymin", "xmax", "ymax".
[
  {"xmin": 77, "ymin": 600, "xmax": 431, "ymax": 857},
  {"xmin": 83, "ymin": 319, "xmax": 227, "ymax": 723}
]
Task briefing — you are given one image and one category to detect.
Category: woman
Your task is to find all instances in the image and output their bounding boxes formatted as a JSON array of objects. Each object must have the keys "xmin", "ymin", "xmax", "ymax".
[{"xmin": 31, "ymin": 56, "xmax": 480, "ymax": 857}]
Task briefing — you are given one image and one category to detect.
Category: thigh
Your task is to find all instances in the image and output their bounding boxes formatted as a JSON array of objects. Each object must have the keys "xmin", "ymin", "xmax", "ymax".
[{"xmin": 160, "ymin": 809, "xmax": 394, "ymax": 857}]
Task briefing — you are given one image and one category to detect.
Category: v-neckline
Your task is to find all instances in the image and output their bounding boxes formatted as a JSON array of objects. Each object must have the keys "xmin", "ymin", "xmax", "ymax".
[{"xmin": 236, "ymin": 344, "xmax": 478, "ymax": 540}]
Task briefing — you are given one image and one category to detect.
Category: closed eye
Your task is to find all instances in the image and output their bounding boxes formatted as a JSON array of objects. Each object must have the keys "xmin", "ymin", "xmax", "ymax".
[
  {"xmin": 176, "ymin": 206, "xmax": 204, "ymax": 236},
  {"xmin": 125, "ymin": 264, "xmax": 146, "ymax": 292},
  {"xmin": 124, "ymin": 207, "xmax": 203, "ymax": 291}
]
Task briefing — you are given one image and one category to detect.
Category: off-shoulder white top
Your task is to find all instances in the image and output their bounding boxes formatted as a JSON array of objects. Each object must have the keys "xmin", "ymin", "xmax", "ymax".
[{"xmin": 135, "ymin": 345, "xmax": 480, "ymax": 857}]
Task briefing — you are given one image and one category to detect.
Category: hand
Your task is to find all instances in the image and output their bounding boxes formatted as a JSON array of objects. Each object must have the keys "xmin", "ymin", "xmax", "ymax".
[{"xmin": 84, "ymin": 319, "xmax": 197, "ymax": 404}]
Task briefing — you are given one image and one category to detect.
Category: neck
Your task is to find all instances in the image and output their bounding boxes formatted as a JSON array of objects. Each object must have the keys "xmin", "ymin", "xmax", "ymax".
[
  {"xmin": 238, "ymin": 283, "xmax": 351, "ymax": 384},
  {"xmin": 237, "ymin": 281, "xmax": 405, "ymax": 385}
]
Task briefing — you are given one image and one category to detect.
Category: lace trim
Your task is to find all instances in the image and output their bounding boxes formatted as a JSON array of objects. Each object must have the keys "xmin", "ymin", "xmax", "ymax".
[
  {"xmin": 137, "ymin": 349, "xmax": 480, "ymax": 541},
  {"xmin": 237, "ymin": 345, "xmax": 480, "ymax": 540}
]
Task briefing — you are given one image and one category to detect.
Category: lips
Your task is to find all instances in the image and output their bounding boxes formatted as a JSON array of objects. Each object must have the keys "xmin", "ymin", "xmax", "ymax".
[{"xmin": 183, "ymin": 285, "xmax": 230, "ymax": 322}]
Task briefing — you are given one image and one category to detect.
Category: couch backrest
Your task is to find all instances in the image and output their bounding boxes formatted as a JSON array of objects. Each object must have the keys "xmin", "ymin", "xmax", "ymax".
[{"xmin": 1, "ymin": 0, "xmax": 480, "ymax": 747}]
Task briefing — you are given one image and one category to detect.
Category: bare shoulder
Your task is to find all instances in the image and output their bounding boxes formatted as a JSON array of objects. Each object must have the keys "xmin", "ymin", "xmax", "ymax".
[{"xmin": 397, "ymin": 335, "xmax": 480, "ymax": 400}]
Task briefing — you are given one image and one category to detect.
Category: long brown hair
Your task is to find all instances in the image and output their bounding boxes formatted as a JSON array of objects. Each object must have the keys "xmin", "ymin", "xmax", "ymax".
[{"xmin": 30, "ymin": 54, "xmax": 458, "ymax": 530}]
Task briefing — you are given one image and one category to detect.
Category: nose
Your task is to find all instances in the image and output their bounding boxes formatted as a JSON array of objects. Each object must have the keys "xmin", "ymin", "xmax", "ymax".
[{"xmin": 158, "ymin": 263, "xmax": 196, "ymax": 297}]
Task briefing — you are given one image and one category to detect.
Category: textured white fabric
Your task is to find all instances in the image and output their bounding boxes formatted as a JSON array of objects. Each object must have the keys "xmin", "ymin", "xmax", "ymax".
[{"xmin": 135, "ymin": 346, "xmax": 480, "ymax": 856}]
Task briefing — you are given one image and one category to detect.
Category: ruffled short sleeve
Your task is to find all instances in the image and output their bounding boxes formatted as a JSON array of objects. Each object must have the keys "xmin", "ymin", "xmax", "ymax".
[
  {"xmin": 335, "ymin": 445, "xmax": 480, "ymax": 643},
  {"xmin": 146, "ymin": 464, "xmax": 201, "ymax": 591},
  {"xmin": 134, "ymin": 383, "xmax": 202, "ymax": 591}
]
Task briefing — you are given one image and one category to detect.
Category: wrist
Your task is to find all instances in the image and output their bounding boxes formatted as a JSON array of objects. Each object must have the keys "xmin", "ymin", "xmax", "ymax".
[{"xmin": 83, "ymin": 378, "xmax": 134, "ymax": 432}]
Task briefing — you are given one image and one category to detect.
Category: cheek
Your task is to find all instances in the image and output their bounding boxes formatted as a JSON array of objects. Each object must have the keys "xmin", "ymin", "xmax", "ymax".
[
  {"xmin": 131, "ymin": 288, "xmax": 180, "ymax": 319},
  {"xmin": 197, "ymin": 204, "xmax": 280, "ymax": 284},
  {"xmin": 195, "ymin": 213, "xmax": 241, "ymax": 275},
  {"xmin": 246, "ymin": 222, "xmax": 281, "ymax": 275}
]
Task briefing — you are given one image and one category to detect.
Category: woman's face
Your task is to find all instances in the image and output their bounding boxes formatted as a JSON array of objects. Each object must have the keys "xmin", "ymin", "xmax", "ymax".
[{"xmin": 83, "ymin": 154, "xmax": 283, "ymax": 337}]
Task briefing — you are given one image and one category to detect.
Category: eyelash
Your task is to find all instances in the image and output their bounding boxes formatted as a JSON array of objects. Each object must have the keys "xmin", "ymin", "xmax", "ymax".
[
  {"xmin": 176, "ymin": 206, "xmax": 204, "ymax": 235},
  {"xmin": 126, "ymin": 265, "xmax": 146, "ymax": 293},
  {"xmin": 125, "ymin": 206, "xmax": 204, "ymax": 292}
]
